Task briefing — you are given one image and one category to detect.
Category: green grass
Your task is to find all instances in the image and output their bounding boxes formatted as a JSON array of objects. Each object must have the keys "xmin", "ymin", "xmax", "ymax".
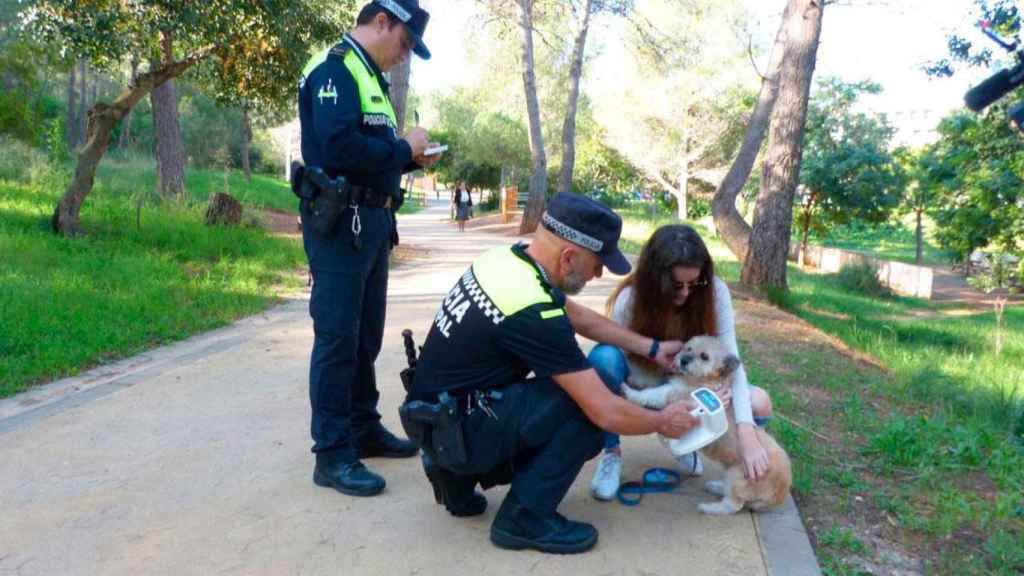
[
  {"xmin": 780, "ymin": 269, "xmax": 1023, "ymax": 431},
  {"xmin": 803, "ymin": 216, "xmax": 957, "ymax": 268},
  {"xmin": 0, "ymin": 152, "xmax": 305, "ymax": 396},
  {"xmin": 747, "ymin": 265, "xmax": 1024, "ymax": 575},
  {"xmin": 785, "ymin": 270, "xmax": 1022, "ymax": 574},
  {"xmin": 92, "ymin": 159, "xmax": 300, "ymax": 213},
  {"xmin": 620, "ymin": 210, "xmax": 1024, "ymax": 574}
]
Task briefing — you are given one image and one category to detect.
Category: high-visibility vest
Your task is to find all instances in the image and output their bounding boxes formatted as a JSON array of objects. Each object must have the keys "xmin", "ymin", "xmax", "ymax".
[
  {"xmin": 301, "ymin": 40, "xmax": 398, "ymax": 131},
  {"xmin": 471, "ymin": 246, "xmax": 560, "ymax": 320}
]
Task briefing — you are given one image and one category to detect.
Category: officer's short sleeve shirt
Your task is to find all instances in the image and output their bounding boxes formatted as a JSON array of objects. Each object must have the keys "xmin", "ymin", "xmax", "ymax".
[{"xmin": 410, "ymin": 244, "xmax": 590, "ymax": 398}]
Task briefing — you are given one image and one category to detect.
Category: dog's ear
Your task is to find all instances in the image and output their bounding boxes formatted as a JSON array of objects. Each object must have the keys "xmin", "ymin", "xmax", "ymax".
[{"xmin": 719, "ymin": 354, "xmax": 741, "ymax": 377}]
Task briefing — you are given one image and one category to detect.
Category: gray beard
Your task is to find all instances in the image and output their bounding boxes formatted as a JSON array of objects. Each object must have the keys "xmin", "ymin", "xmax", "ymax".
[{"xmin": 560, "ymin": 267, "xmax": 588, "ymax": 295}]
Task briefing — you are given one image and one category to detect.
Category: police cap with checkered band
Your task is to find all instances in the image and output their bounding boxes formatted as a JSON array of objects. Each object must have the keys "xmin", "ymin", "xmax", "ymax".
[
  {"xmin": 373, "ymin": 0, "xmax": 431, "ymax": 60},
  {"xmin": 542, "ymin": 192, "xmax": 631, "ymax": 275}
]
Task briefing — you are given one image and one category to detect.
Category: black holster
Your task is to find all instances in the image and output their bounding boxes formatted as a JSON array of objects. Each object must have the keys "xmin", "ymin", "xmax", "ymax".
[
  {"xmin": 290, "ymin": 162, "xmax": 347, "ymax": 238},
  {"xmin": 398, "ymin": 393, "xmax": 470, "ymax": 473}
]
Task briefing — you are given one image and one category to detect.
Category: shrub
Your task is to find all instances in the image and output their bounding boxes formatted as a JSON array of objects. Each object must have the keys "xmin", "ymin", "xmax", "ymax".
[
  {"xmin": 0, "ymin": 136, "xmax": 49, "ymax": 182},
  {"xmin": 250, "ymin": 129, "xmax": 284, "ymax": 176},
  {"xmin": 0, "ymin": 39, "xmax": 64, "ymax": 146},
  {"xmin": 836, "ymin": 261, "xmax": 889, "ymax": 297}
]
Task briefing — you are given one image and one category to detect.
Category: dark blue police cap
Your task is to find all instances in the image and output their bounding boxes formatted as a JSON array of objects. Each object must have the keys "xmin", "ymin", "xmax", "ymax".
[
  {"xmin": 374, "ymin": 0, "xmax": 431, "ymax": 60},
  {"xmin": 542, "ymin": 192, "xmax": 631, "ymax": 275}
]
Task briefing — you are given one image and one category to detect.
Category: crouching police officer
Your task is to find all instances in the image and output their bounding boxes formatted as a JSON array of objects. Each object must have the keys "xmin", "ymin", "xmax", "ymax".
[
  {"xmin": 401, "ymin": 193, "xmax": 700, "ymax": 553},
  {"xmin": 296, "ymin": 0, "xmax": 442, "ymax": 497}
]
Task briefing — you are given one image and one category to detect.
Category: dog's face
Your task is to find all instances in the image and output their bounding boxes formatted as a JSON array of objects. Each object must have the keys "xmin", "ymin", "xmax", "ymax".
[{"xmin": 674, "ymin": 336, "xmax": 741, "ymax": 382}]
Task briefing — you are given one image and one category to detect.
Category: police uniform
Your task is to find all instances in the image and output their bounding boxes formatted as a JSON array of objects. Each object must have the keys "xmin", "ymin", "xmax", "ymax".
[
  {"xmin": 297, "ymin": 30, "xmax": 421, "ymax": 467},
  {"xmin": 409, "ymin": 243, "xmax": 605, "ymax": 519}
]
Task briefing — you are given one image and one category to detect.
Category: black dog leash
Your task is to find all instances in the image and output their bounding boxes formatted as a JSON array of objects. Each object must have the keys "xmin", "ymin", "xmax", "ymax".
[{"xmin": 616, "ymin": 467, "xmax": 682, "ymax": 506}]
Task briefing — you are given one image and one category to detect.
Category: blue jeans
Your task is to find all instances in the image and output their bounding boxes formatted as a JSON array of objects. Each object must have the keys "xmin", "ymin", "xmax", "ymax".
[{"xmin": 588, "ymin": 344, "xmax": 630, "ymax": 450}]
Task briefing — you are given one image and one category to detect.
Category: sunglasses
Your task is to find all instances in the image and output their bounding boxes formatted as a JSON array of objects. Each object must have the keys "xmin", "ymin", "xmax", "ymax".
[{"xmin": 673, "ymin": 279, "xmax": 708, "ymax": 292}]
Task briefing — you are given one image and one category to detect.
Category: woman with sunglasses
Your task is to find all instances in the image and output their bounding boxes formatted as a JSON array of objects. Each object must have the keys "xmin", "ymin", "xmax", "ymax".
[{"xmin": 589, "ymin": 224, "xmax": 775, "ymax": 501}]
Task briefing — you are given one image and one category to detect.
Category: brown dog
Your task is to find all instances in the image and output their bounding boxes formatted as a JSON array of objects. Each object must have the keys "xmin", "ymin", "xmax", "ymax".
[{"xmin": 622, "ymin": 335, "xmax": 792, "ymax": 514}]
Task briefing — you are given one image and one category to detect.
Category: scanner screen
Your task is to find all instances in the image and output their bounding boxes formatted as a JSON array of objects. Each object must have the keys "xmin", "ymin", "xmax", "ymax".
[{"xmin": 694, "ymin": 389, "xmax": 721, "ymax": 412}]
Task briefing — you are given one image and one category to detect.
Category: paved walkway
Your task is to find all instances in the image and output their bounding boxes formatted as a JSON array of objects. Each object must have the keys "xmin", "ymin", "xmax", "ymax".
[
  {"xmin": 0, "ymin": 199, "xmax": 819, "ymax": 576},
  {"xmin": 930, "ymin": 265, "xmax": 1024, "ymax": 304}
]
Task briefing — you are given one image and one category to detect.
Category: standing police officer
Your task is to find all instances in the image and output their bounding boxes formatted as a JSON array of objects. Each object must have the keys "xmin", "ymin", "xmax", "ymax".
[{"xmin": 298, "ymin": 0, "xmax": 441, "ymax": 497}]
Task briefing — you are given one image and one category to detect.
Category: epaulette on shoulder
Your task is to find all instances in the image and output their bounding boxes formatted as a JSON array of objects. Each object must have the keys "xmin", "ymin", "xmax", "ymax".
[{"xmin": 328, "ymin": 42, "xmax": 351, "ymax": 59}]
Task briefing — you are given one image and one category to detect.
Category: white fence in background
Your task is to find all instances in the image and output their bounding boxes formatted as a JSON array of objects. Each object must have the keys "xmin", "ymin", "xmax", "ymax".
[{"xmin": 788, "ymin": 244, "xmax": 934, "ymax": 299}]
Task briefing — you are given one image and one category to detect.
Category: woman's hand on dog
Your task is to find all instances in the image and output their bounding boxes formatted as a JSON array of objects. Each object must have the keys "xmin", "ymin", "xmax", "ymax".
[
  {"xmin": 653, "ymin": 340, "xmax": 685, "ymax": 373},
  {"xmin": 712, "ymin": 382, "xmax": 732, "ymax": 409},
  {"xmin": 655, "ymin": 399, "xmax": 699, "ymax": 438},
  {"xmin": 737, "ymin": 424, "xmax": 770, "ymax": 480}
]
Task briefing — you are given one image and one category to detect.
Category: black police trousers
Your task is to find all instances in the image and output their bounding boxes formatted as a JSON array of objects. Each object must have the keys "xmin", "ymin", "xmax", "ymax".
[
  {"xmin": 303, "ymin": 202, "xmax": 395, "ymax": 462},
  {"xmin": 449, "ymin": 377, "xmax": 604, "ymax": 515}
]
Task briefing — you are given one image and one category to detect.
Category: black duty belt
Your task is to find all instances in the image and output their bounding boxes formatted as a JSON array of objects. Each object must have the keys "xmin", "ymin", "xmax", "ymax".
[
  {"xmin": 347, "ymin": 185, "xmax": 391, "ymax": 209},
  {"xmin": 431, "ymin": 389, "xmax": 504, "ymax": 418},
  {"xmin": 290, "ymin": 163, "xmax": 391, "ymax": 208},
  {"xmin": 290, "ymin": 163, "xmax": 394, "ymax": 244}
]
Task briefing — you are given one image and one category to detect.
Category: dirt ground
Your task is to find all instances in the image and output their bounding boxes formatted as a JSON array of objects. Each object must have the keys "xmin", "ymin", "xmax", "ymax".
[
  {"xmin": 262, "ymin": 208, "xmax": 302, "ymax": 236},
  {"xmin": 928, "ymin": 265, "xmax": 1024, "ymax": 306}
]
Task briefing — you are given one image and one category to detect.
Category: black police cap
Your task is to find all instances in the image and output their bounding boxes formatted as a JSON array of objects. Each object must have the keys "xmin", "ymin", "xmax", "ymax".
[
  {"xmin": 374, "ymin": 0, "xmax": 431, "ymax": 60},
  {"xmin": 542, "ymin": 192, "xmax": 631, "ymax": 275}
]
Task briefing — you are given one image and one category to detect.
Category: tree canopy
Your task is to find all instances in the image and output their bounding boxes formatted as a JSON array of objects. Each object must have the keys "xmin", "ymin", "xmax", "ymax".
[
  {"xmin": 21, "ymin": 0, "xmax": 352, "ymax": 235},
  {"xmin": 595, "ymin": 0, "xmax": 756, "ymax": 218},
  {"xmin": 926, "ymin": 108, "xmax": 1024, "ymax": 260},
  {"xmin": 923, "ymin": 0, "xmax": 1024, "ymax": 262},
  {"xmin": 797, "ymin": 78, "xmax": 904, "ymax": 256}
]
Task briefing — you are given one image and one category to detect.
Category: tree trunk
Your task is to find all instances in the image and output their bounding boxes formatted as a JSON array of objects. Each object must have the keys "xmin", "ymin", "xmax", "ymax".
[
  {"xmin": 78, "ymin": 59, "xmax": 87, "ymax": 148},
  {"xmin": 67, "ymin": 65, "xmax": 78, "ymax": 147},
  {"xmin": 518, "ymin": 0, "xmax": 548, "ymax": 234},
  {"xmin": 52, "ymin": 48, "xmax": 215, "ymax": 236},
  {"xmin": 241, "ymin": 106, "xmax": 252, "ymax": 181},
  {"xmin": 389, "ymin": 57, "xmax": 411, "ymax": 135},
  {"xmin": 556, "ymin": 0, "xmax": 593, "ymax": 196},
  {"xmin": 915, "ymin": 208, "xmax": 923, "ymax": 264},
  {"xmin": 741, "ymin": 0, "xmax": 823, "ymax": 290},
  {"xmin": 118, "ymin": 57, "xmax": 139, "ymax": 150},
  {"xmin": 151, "ymin": 31, "xmax": 187, "ymax": 198},
  {"xmin": 712, "ymin": 0, "xmax": 797, "ymax": 264},
  {"xmin": 90, "ymin": 66, "xmax": 98, "ymax": 108},
  {"xmin": 677, "ymin": 159, "xmax": 688, "ymax": 220}
]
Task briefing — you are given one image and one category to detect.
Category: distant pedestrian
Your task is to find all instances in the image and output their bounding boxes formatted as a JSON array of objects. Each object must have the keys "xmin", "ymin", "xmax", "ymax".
[{"xmin": 454, "ymin": 180, "xmax": 472, "ymax": 232}]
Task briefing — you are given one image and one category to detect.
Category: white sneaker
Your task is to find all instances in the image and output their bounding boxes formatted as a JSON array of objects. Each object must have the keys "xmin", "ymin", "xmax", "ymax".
[
  {"xmin": 675, "ymin": 451, "xmax": 704, "ymax": 476},
  {"xmin": 590, "ymin": 451, "xmax": 622, "ymax": 501}
]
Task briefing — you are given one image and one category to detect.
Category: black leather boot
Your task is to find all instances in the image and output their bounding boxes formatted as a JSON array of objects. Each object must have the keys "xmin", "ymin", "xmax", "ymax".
[
  {"xmin": 357, "ymin": 424, "xmax": 419, "ymax": 459},
  {"xmin": 421, "ymin": 453, "xmax": 487, "ymax": 517},
  {"xmin": 313, "ymin": 454, "xmax": 385, "ymax": 497},
  {"xmin": 489, "ymin": 492, "xmax": 598, "ymax": 554}
]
